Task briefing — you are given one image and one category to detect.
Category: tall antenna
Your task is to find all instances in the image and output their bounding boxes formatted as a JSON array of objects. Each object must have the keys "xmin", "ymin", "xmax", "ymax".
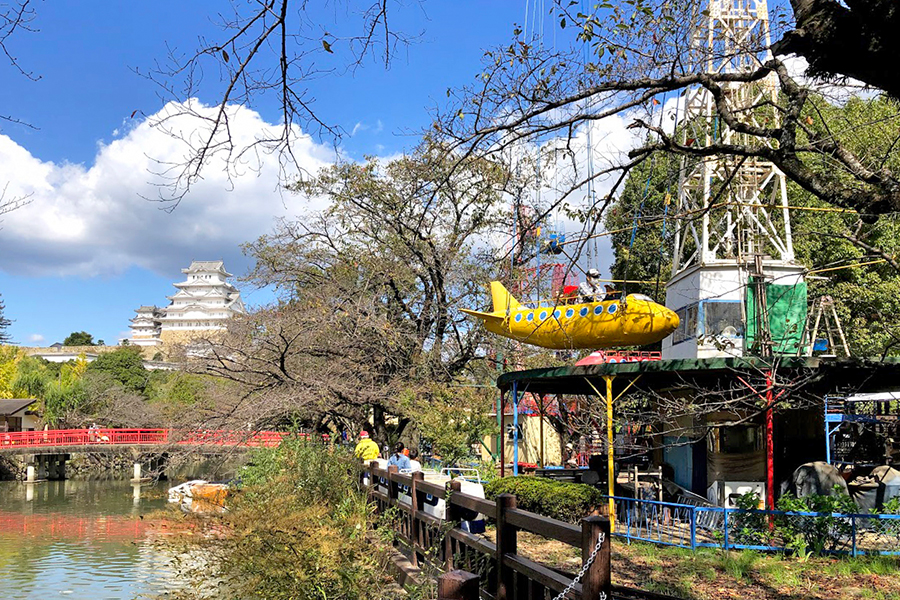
[{"xmin": 671, "ymin": 0, "xmax": 794, "ymax": 275}]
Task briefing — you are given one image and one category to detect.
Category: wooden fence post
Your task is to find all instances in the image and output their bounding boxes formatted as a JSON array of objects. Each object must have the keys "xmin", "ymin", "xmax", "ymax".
[
  {"xmin": 444, "ymin": 479, "xmax": 462, "ymax": 570},
  {"xmin": 438, "ymin": 570, "xmax": 480, "ymax": 600},
  {"xmin": 581, "ymin": 515, "xmax": 611, "ymax": 600},
  {"xmin": 387, "ymin": 464, "xmax": 399, "ymax": 504},
  {"xmin": 367, "ymin": 461, "xmax": 379, "ymax": 505},
  {"xmin": 495, "ymin": 493, "xmax": 517, "ymax": 600},
  {"xmin": 410, "ymin": 470, "xmax": 424, "ymax": 566}
]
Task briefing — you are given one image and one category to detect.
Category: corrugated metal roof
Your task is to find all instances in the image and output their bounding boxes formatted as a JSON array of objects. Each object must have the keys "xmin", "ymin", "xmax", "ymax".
[{"xmin": 495, "ymin": 356, "xmax": 900, "ymax": 395}]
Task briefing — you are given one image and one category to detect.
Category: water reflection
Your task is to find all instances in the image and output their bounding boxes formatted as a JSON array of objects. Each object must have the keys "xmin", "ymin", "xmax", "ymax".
[{"xmin": 0, "ymin": 479, "xmax": 177, "ymax": 600}]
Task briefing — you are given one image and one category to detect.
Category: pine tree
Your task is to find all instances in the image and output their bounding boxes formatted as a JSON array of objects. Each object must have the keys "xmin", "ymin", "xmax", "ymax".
[{"xmin": 0, "ymin": 295, "xmax": 11, "ymax": 344}]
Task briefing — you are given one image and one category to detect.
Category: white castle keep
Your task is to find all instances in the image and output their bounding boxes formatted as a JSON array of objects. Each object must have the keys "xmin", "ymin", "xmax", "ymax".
[{"xmin": 128, "ymin": 261, "xmax": 245, "ymax": 348}]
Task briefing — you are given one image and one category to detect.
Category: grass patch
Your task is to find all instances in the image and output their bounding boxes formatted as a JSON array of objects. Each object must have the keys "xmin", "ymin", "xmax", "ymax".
[{"xmin": 718, "ymin": 550, "xmax": 759, "ymax": 580}]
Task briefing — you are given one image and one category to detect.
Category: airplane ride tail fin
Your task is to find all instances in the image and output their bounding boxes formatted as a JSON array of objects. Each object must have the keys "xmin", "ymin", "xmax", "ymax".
[
  {"xmin": 460, "ymin": 308, "xmax": 505, "ymax": 322},
  {"xmin": 490, "ymin": 281, "xmax": 521, "ymax": 314}
]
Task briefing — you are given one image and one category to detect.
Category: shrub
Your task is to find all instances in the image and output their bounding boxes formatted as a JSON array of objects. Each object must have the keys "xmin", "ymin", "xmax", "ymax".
[
  {"xmin": 775, "ymin": 488, "xmax": 857, "ymax": 555},
  {"xmin": 167, "ymin": 437, "xmax": 400, "ymax": 600},
  {"xmin": 732, "ymin": 491, "xmax": 772, "ymax": 546},
  {"xmin": 484, "ymin": 476, "xmax": 604, "ymax": 523}
]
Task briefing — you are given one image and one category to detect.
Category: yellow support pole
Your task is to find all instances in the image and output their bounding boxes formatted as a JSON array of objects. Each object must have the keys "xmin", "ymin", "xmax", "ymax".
[{"xmin": 604, "ymin": 375, "xmax": 616, "ymax": 532}]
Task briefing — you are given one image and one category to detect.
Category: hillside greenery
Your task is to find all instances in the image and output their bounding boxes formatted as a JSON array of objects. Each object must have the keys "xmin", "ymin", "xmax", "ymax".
[{"xmin": 0, "ymin": 346, "xmax": 232, "ymax": 427}]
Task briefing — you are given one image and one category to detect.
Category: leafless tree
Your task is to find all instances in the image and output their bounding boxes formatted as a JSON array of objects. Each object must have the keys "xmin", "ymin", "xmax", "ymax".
[
  {"xmin": 431, "ymin": 0, "xmax": 900, "ymax": 275},
  {"xmin": 0, "ymin": 2, "xmax": 36, "ymax": 215},
  {"xmin": 142, "ymin": 0, "xmax": 421, "ymax": 205},
  {"xmin": 180, "ymin": 143, "xmax": 528, "ymax": 443}
]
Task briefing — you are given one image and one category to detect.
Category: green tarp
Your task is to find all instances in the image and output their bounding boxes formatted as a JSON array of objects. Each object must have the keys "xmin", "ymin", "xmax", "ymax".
[{"xmin": 745, "ymin": 280, "xmax": 808, "ymax": 355}]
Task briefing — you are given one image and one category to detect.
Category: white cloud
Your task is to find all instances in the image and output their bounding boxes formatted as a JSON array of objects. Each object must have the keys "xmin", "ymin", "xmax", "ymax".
[
  {"xmin": 0, "ymin": 100, "xmax": 337, "ymax": 278},
  {"xmin": 28, "ymin": 333, "xmax": 44, "ymax": 343}
]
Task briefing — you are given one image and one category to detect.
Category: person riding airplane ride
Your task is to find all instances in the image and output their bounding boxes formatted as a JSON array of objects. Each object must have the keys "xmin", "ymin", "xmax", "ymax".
[{"xmin": 578, "ymin": 269, "xmax": 605, "ymax": 302}]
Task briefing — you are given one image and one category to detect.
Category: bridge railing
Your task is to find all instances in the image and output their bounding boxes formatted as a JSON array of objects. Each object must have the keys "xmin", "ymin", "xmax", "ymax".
[{"xmin": 0, "ymin": 428, "xmax": 287, "ymax": 449}]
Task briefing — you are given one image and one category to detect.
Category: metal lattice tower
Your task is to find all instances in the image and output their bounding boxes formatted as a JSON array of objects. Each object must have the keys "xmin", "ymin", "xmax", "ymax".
[
  {"xmin": 671, "ymin": 0, "xmax": 794, "ymax": 275},
  {"xmin": 663, "ymin": 0, "xmax": 805, "ymax": 361}
]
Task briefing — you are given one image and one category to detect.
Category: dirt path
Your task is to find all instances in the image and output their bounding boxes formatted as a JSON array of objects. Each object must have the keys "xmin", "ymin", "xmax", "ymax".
[{"xmin": 500, "ymin": 530, "xmax": 900, "ymax": 600}]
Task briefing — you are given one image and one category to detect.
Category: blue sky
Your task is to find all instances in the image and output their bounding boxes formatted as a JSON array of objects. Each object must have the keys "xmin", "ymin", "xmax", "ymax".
[{"xmin": 0, "ymin": 2, "xmax": 530, "ymax": 345}]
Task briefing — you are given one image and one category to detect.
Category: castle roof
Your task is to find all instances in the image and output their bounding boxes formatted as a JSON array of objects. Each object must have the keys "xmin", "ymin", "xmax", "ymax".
[
  {"xmin": 181, "ymin": 260, "xmax": 232, "ymax": 277},
  {"xmin": 135, "ymin": 305, "xmax": 161, "ymax": 313}
]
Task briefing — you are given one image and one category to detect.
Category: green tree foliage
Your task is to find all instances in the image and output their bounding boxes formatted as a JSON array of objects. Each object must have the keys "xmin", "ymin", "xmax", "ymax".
[
  {"xmin": 606, "ymin": 95, "xmax": 900, "ymax": 356},
  {"xmin": 604, "ymin": 154, "xmax": 676, "ymax": 301},
  {"xmin": 63, "ymin": 331, "xmax": 96, "ymax": 346},
  {"xmin": 85, "ymin": 347, "xmax": 147, "ymax": 393},
  {"xmin": 401, "ymin": 384, "xmax": 497, "ymax": 467},
  {"xmin": 0, "ymin": 346, "xmax": 23, "ymax": 398}
]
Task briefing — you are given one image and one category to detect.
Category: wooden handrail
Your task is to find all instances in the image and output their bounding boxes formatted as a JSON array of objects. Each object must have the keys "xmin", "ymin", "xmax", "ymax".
[
  {"xmin": 503, "ymin": 554, "xmax": 582, "ymax": 598},
  {"xmin": 362, "ymin": 462, "xmax": 671, "ymax": 600},
  {"xmin": 505, "ymin": 508, "xmax": 582, "ymax": 547},
  {"xmin": 448, "ymin": 491, "xmax": 494, "ymax": 515}
]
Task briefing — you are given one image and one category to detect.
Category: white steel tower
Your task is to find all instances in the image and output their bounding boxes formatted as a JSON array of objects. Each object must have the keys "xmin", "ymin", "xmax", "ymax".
[{"xmin": 662, "ymin": 0, "xmax": 806, "ymax": 360}]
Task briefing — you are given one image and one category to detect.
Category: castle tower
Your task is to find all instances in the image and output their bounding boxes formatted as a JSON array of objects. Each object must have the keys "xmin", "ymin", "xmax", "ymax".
[
  {"xmin": 128, "ymin": 306, "xmax": 163, "ymax": 348},
  {"xmin": 662, "ymin": 0, "xmax": 807, "ymax": 360},
  {"xmin": 156, "ymin": 261, "xmax": 245, "ymax": 346}
]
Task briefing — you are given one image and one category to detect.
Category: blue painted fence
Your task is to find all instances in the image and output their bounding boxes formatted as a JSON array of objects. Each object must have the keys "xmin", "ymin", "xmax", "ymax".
[{"xmin": 604, "ymin": 495, "xmax": 900, "ymax": 556}]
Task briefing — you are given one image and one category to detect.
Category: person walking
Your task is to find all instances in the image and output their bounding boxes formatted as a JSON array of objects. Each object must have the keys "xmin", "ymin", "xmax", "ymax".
[
  {"xmin": 353, "ymin": 431, "xmax": 380, "ymax": 462},
  {"xmin": 387, "ymin": 442, "xmax": 411, "ymax": 470}
]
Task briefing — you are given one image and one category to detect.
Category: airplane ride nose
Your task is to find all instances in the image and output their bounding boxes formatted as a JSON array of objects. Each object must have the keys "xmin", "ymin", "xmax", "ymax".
[{"xmin": 665, "ymin": 307, "xmax": 680, "ymax": 332}]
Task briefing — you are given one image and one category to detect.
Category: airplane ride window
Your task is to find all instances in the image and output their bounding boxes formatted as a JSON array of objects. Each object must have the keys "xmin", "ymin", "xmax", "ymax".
[{"xmin": 702, "ymin": 301, "xmax": 743, "ymax": 337}]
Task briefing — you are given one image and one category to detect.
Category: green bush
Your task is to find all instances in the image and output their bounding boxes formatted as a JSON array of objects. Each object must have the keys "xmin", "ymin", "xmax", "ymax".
[
  {"xmin": 775, "ymin": 488, "xmax": 857, "ymax": 555},
  {"xmin": 732, "ymin": 491, "xmax": 771, "ymax": 546},
  {"xmin": 167, "ymin": 437, "xmax": 400, "ymax": 600},
  {"xmin": 484, "ymin": 476, "xmax": 604, "ymax": 523}
]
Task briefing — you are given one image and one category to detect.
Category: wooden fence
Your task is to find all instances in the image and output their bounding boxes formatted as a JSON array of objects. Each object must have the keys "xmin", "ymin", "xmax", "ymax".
[{"xmin": 366, "ymin": 463, "xmax": 676, "ymax": 600}]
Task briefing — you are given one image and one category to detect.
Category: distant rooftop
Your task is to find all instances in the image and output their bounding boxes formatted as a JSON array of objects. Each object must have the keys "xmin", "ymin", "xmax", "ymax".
[{"xmin": 0, "ymin": 399, "xmax": 36, "ymax": 416}]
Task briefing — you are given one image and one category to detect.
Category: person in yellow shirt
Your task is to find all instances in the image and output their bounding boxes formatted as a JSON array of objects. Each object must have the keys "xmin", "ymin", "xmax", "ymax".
[{"xmin": 353, "ymin": 430, "xmax": 380, "ymax": 462}]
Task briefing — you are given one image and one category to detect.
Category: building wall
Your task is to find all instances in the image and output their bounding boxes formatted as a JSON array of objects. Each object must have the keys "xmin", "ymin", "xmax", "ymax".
[
  {"xmin": 481, "ymin": 414, "xmax": 563, "ymax": 466},
  {"xmin": 662, "ymin": 262, "xmax": 806, "ymax": 360},
  {"xmin": 158, "ymin": 329, "xmax": 225, "ymax": 348}
]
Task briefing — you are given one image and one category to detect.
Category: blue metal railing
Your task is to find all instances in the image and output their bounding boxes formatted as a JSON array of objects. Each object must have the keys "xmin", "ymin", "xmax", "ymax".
[{"xmin": 605, "ymin": 495, "xmax": 900, "ymax": 556}]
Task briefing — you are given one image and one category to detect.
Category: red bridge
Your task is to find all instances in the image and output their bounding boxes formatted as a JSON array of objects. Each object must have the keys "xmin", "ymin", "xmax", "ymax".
[
  {"xmin": 0, "ymin": 428, "xmax": 287, "ymax": 452},
  {"xmin": 0, "ymin": 428, "xmax": 291, "ymax": 482}
]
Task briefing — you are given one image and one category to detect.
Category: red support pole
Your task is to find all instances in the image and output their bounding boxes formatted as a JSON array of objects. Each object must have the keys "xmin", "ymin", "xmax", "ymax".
[{"xmin": 766, "ymin": 370, "xmax": 775, "ymax": 512}]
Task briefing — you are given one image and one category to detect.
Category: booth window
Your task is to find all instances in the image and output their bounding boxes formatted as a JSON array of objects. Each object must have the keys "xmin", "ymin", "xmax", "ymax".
[
  {"xmin": 707, "ymin": 425, "xmax": 762, "ymax": 454},
  {"xmin": 673, "ymin": 304, "xmax": 698, "ymax": 344},
  {"xmin": 702, "ymin": 300, "xmax": 743, "ymax": 338}
]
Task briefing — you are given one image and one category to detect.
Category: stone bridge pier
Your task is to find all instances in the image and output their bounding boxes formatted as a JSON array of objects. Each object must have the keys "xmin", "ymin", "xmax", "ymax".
[
  {"xmin": 24, "ymin": 454, "xmax": 70, "ymax": 482},
  {"xmin": 131, "ymin": 452, "xmax": 169, "ymax": 483}
]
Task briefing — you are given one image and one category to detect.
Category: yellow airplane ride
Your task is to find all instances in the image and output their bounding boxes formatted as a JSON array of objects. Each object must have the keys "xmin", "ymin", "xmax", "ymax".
[{"xmin": 461, "ymin": 281, "xmax": 679, "ymax": 350}]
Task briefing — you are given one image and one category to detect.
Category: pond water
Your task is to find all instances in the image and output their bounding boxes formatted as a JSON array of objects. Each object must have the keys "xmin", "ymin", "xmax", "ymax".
[{"xmin": 0, "ymin": 479, "xmax": 180, "ymax": 600}]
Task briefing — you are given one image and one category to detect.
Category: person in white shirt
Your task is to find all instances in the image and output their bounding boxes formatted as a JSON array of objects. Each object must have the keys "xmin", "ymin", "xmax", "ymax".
[
  {"xmin": 578, "ymin": 269, "xmax": 605, "ymax": 302},
  {"xmin": 408, "ymin": 448, "xmax": 422, "ymax": 472}
]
